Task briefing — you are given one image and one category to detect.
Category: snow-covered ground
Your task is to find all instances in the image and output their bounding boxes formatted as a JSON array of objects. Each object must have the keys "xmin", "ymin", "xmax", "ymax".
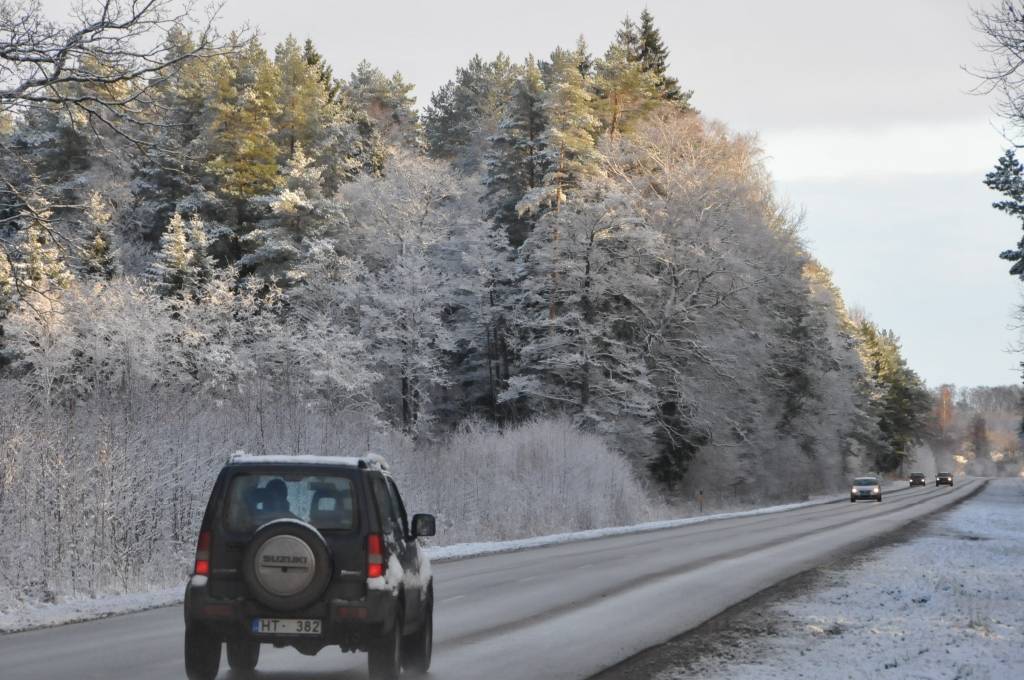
[
  {"xmin": 658, "ymin": 478, "xmax": 1024, "ymax": 680},
  {"xmin": 0, "ymin": 587, "xmax": 182, "ymax": 635},
  {"xmin": 0, "ymin": 484, "xmax": 875, "ymax": 634}
]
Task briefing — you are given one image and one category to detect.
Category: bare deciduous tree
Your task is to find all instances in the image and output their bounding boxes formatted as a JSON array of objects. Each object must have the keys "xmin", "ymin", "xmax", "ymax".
[
  {"xmin": 971, "ymin": 1, "xmax": 1024, "ymax": 140},
  {"xmin": 1, "ymin": 0, "xmax": 233, "ymax": 133}
]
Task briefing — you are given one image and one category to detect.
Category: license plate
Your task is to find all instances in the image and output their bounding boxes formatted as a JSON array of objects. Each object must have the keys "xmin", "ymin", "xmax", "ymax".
[{"xmin": 251, "ymin": 618, "xmax": 321, "ymax": 635}]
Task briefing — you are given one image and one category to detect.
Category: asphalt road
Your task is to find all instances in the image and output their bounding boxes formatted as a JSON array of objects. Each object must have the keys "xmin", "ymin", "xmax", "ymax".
[{"xmin": 0, "ymin": 479, "xmax": 984, "ymax": 680}]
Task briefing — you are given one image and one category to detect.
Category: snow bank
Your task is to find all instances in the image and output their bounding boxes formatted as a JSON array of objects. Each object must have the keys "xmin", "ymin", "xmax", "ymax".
[
  {"xmin": 0, "ymin": 587, "xmax": 181, "ymax": 634},
  {"xmin": 657, "ymin": 478, "xmax": 1024, "ymax": 680}
]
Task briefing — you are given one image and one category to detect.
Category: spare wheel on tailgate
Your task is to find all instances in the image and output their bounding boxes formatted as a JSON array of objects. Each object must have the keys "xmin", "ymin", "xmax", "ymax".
[{"xmin": 241, "ymin": 519, "xmax": 333, "ymax": 611}]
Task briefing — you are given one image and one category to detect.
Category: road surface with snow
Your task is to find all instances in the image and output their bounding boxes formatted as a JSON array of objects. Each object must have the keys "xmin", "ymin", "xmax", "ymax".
[
  {"xmin": 642, "ymin": 478, "xmax": 1024, "ymax": 680},
  {"xmin": 0, "ymin": 479, "xmax": 984, "ymax": 680}
]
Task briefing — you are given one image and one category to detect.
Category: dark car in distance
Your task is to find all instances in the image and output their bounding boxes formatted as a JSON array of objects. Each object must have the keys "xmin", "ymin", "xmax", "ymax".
[
  {"xmin": 936, "ymin": 471, "xmax": 954, "ymax": 487},
  {"xmin": 909, "ymin": 472, "xmax": 926, "ymax": 487},
  {"xmin": 184, "ymin": 454, "xmax": 436, "ymax": 680}
]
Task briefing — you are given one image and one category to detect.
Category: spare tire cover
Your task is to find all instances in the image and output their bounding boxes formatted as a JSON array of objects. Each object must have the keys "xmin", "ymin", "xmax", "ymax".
[{"xmin": 242, "ymin": 519, "xmax": 332, "ymax": 611}]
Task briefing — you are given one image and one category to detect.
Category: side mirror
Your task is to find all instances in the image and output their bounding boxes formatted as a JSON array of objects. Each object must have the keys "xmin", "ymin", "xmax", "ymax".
[{"xmin": 411, "ymin": 513, "xmax": 436, "ymax": 538}]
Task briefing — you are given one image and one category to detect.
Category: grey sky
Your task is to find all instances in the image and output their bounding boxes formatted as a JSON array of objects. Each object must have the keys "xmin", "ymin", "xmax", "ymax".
[{"xmin": 48, "ymin": 0, "xmax": 1024, "ymax": 386}]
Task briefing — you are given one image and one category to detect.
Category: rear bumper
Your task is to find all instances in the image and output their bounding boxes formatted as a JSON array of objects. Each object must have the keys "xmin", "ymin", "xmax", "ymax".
[{"xmin": 184, "ymin": 576, "xmax": 395, "ymax": 652}]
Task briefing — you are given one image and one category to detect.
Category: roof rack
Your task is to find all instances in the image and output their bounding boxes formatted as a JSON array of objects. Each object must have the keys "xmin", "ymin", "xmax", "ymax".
[{"xmin": 227, "ymin": 452, "xmax": 389, "ymax": 471}]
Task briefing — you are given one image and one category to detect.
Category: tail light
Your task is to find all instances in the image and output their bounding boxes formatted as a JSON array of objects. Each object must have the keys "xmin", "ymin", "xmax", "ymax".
[
  {"xmin": 194, "ymin": 530, "xmax": 211, "ymax": 576},
  {"xmin": 367, "ymin": 533, "xmax": 385, "ymax": 579}
]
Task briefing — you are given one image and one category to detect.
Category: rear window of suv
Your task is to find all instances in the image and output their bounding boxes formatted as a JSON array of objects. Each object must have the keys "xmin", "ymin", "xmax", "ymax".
[{"xmin": 223, "ymin": 471, "xmax": 358, "ymax": 532}]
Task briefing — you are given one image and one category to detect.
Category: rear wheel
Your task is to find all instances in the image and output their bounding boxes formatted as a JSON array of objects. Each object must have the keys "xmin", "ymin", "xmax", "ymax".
[
  {"xmin": 185, "ymin": 624, "xmax": 221, "ymax": 680},
  {"xmin": 227, "ymin": 640, "xmax": 260, "ymax": 672},
  {"xmin": 369, "ymin": 604, "xmax": 403, "ymax": 680},
  {"xmin": 403, "ymin": 594, "xmax": 433, "ymax": 674}
]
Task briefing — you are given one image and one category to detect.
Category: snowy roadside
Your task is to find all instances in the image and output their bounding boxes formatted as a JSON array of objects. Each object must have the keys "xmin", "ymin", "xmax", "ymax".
[
  {"xmin": 0, "ymin": 482, "xmax": 894, "ymax": 634},
  {"xmin": 0, "ymin": 587, "xmax": 183, "ymax": 636},
  {"xmin": 654, "ymin": 478, "xmax": 1024, "ymax": 680}
]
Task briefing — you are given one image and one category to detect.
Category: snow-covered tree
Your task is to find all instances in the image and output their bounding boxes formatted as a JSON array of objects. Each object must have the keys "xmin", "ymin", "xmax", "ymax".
[
  {"xmin": 239, "ymin": 145, "xmax": 342, "ymax": 284},
  {"xmin": 13, "ymin": 189, "xmax": 73, "ymax": 294},
  {"xmin": 81, "ymin": 193, "xmax": 119, "ymax": 280},
  {"xmin": 336, "ymin": 153, "xmax": 468, "ymax": 429},
  {"xmin": 518, "ymin": 47, "xmax": 600, "ymax": 216},
  {"xmin": 344, "ymin": 61, "xmax": 422, "ymax": 149},
  {"xmin": 150, "ymin": 213, "xmax": 213, "ymax": 297},
  {"xmin": 424, "ymin": 53, "xmax": 522, "ymax": 172},
  {"xmin": 484, "ymin": 56, "xmax": 547, "ymax": 245},
  {"xmin": 501, "ymin": 187, "xmax": 659, "ymax": 441},
  {"xmin": 361, "ymin": 249, "xmax": 457, "ymax": 431}
]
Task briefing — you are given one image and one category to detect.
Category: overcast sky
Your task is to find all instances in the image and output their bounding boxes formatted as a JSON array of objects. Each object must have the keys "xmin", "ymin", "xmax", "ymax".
[{"xmin": 48, "ymin": 0, "xmax": 1024, "ymax": 386}]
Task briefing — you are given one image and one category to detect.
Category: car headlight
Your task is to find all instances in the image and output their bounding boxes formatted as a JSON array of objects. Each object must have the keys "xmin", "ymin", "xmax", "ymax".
[
  {"xmin": 851, "ymin": 487, "xmax": 857, "ymax": 493},
  {"xmin": 873, "ymin": 487, "xmax": 880, "ymax": 493}
]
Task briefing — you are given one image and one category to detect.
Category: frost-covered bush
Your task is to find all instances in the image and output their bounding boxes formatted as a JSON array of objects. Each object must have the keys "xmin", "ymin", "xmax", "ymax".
[{"xmin": 385, "ymin": 418, "xmax": 658, "ymax": 544}]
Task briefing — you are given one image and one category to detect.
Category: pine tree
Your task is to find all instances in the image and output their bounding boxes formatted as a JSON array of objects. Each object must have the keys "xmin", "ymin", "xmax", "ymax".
[
  {"xmin": 151, "ymin": 213, "xmax": 213, "ymax": 297},
  {"xmin": 984, "ymin": 149, "xmax": 1024, "ymax": 278},
  {"xmin": 594, "ymin": 41, "xmax": 659, "ymax": 138},
  {"xmin": 574, "ymin": 35, "xmax": 594, "ymax": 78},
  {"xmin": 296, "ymin": 40, "xmax": 385, "ymax": 191},
  {"xmin": 206, "ymin": 41, "xmax": 282, "ymax": 200},
  {"xmin": 15, "ymin": 191, "xmax": 73, "ymax": 292},
  {"xmin": 345, "ymin": 61, "xmax": 422, "ymax": 149},
  {"xmin": 853, "ymin": 318, "xmax": 931, "ymax": 471},
  {"xmin": 81, "ymin": 193, "xmax": 119, "ymax": 280},
  {"xmin": 151, "ymin": 213, "xmax": 192, "ymax": 296},
  {"xmin": 303, "ymin": 38, "xmax": 341, "ymax": 103},
  {"xmin": 638, "ymin": 9, "xmax": 691, "ymax": 105},
  {"xmin": 187, "ymin": 214, "xmax": 216, "ymax": 290},
  {"xmin": 274, "ymin": 35, "xmax": 332, "ymax": 157},
  {"xmin": 517, "ymin": 47, "xmax": 599, "ymax": 215},
  {"xmin": 483, "ymin": 55, "xmax": 547, "ymax": 245},
  {"xmin": 615, "ymin": 16, "xmax": 642, "ymax": 62},
  {"xmin": 423, "ymin": 53, "xmax": 522, "ymax": 172},
  {"xmin": 239, "ymin": 144, "xmax": 340, "ymax": 284},
  {"xmin": 127, "ymin": 26, "xmax": 227, "ymax": 245}
]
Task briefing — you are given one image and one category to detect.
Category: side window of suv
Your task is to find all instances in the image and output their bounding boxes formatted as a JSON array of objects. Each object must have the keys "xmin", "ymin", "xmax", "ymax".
[
  {"xmin": 371, "ymin": 476, "xmax": 402, "ymax": 540},
  {"xmin": 386, "ymin": 478, "xmax": 409, "ymax": 538}
]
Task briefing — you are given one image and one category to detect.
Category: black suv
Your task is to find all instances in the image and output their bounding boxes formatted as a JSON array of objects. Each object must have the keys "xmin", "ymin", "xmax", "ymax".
[
  {"xmin": 936, "ymin": 471, "xmax": 954, "ymax": 487},
  {"xmin": 909, "ymin": 472, "xmax": 926, "ymax": 487},
  {"xmin": 184, "ymin": 454, "xmax": 436, "ymax": 680}
]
